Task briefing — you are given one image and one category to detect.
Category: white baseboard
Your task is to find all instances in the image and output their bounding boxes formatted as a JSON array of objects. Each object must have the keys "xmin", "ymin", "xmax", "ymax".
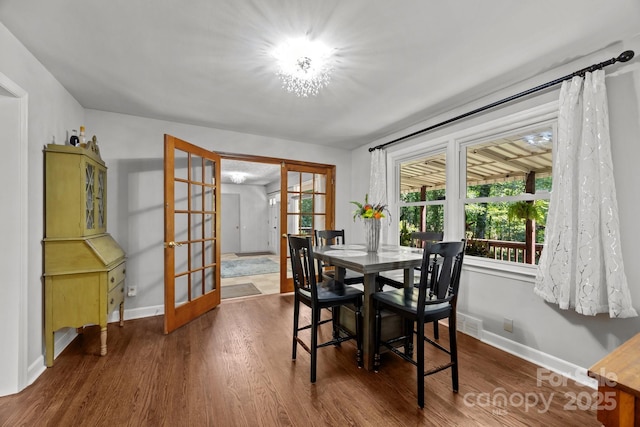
[
  {"xmin": 108, "ymin": 304, "xmax": 165, "ymax": 323},
  {"xmin": 476, "ymin": 328, "xmax": 597, "ymax": 389}
]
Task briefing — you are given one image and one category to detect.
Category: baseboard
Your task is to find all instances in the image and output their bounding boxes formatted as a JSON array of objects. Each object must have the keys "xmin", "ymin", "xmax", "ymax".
[
  {"xmin": 476, "ymin": 328, "xmax": 597, "ymax": 389},
  {"xmin": 108, "ymin": 304, "xmax": 165, "ymax": 322}
]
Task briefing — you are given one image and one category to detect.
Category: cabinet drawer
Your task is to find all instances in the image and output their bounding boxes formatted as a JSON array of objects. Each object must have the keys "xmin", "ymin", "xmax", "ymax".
[
  {"xmin": 108, "ymin": 281, "xmax": 124, "ymax": 315},
  {"xmin": 107, "ymin": 261, "xmax": 126, "ymax": 291}
]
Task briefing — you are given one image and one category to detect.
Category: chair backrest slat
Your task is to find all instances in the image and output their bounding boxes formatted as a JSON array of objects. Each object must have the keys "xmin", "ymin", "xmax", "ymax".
[
  {"xmin": 410, "ymin": 231, "xmax": 444, "ymax": 248},
  {"xmin": 314, "ymin": 229, "xmax": 346, "ymax": 246},
  {"xmin": 417, "ymin": 240, "xmax": 466, "ymax": 313},
  {"xmin": 288, "ymin": 235, "xmax": 318, "ymax": 300}
]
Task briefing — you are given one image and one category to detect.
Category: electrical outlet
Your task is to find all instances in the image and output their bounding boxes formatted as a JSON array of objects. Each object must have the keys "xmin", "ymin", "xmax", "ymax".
[
  {"xmin": 127, "ymin": 287, "xmax": 137, "ymax": 297},
  {"xmin": 503, "ymin": 317, "xmax": 513, "ymax": 333}
]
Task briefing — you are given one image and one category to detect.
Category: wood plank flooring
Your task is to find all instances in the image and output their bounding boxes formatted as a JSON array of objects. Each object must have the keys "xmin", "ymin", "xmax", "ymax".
[{"xmin": 0, "ymin": 294, "xmax": 600, "ymax": 426}]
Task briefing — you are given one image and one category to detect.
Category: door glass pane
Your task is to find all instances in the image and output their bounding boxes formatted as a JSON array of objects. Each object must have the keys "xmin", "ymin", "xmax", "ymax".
[
  {"xmin": 190, "ymin": 155, "xmax": 203, "ymax": 185},
  {"xmin": 287, "ymin": 171, "xmax": 301, "ymax": 192},
  {"xmin": 175, "ymin": 149, "xmax": 188, "ymax": 180},
  {"xmin": 175, "ymin": 181, "xmax": 189, "ymax": 211},
  {"xmin": 174, "ymin": 273, "xmax": 188, "ymax": 306},
  {"xmin": 314, "ymin": 174, "xmax": 326, "ymax": 193},
  {"xmin": 314, "ymin": 195, "xmax": 325, "ymax": 214},
  {"xmin": 314, "ymin": 214, "xmax": 326, "ymax": 232}
]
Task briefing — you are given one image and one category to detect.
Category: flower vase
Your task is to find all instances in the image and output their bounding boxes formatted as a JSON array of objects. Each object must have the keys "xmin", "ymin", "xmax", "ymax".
[{"xmin": 364, "ymin": 218, "xmax": 381, "ymax": 252}]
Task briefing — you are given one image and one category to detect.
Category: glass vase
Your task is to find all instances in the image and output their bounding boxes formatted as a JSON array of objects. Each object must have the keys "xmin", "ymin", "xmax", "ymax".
[{"xmin": 364, "ymin": 218, "xmax": 381, "ymax": 252}]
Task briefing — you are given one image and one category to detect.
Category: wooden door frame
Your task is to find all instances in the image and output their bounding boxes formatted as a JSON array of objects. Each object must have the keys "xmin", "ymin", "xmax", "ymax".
[{"xmin": 217, "ymin": 152, "xmax": 336, "ymax": 294}]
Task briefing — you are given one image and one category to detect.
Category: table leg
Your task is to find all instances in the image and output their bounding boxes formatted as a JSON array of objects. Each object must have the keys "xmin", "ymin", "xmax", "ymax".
[{"xmin": 362, "ymin": 272, "xmax": 377, "ymax": 370}]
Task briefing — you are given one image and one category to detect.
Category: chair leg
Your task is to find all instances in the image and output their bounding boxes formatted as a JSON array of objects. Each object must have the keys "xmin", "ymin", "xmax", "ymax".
[
  {"xmin": 449, "ymin": 314, "xmax": 459, "ymax": 392},
  {"xmin": 332, "ymin": 305, "xmax": 341, "ymax": 345},
  {"xmin": 310, "ymin": 307, "xmax": 319, "ymax": 383},
  {"xmin": 355, "ymin": 302, "xmax": 363, "ymax": 368},
  {"xmin": 417, "ymin": 320, "xmax": 425, "ymax": 408},
  {"xmin": 374, "ymin": 303, "xmax": 381, "ymax": 372},
  {"xmin": 404, "ymin": 318, "xmax": 414, "ymax": 358},
  {"xmin": 292, "ymin": 297, "xmax": 300, "ymax": 361},
  {"xmin": 433, "ymin": 320, "xmax": 439, "ymax": 340}
]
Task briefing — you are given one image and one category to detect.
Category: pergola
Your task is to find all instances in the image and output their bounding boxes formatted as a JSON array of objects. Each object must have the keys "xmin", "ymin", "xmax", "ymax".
[{"xmin": 399, "ymin": 127, "xmax": 553, "ymax": 264}]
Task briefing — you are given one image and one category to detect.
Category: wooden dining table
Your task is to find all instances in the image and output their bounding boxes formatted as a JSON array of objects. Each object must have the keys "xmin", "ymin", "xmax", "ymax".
[{"xmin": 313, "ymin": 244, "xmax": 424, "ymax": 370}]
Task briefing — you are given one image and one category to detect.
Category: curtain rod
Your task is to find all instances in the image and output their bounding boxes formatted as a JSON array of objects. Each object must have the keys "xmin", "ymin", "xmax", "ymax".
[{"xmin": 369, "ymin": 50, "xmax": 635, "ymax": 152}]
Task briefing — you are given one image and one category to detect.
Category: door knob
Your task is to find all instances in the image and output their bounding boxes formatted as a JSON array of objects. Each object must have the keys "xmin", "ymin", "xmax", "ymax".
[{"xmin": 165, "ymin": 241, "xmax": 183, "ymax": 248}]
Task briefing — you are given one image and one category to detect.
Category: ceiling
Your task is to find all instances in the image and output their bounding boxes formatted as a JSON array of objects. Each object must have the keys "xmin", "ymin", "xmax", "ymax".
[{"xmin": 1, "ymin": 1, "xmax": 639, "ymax": 151}]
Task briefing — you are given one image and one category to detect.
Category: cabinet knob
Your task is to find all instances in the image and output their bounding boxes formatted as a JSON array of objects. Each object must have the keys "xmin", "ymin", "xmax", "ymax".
[
  {"xmin": 111, "ymin": 277, "xmax": 115, "ymax": 283},
  {"xmin": 110, "ymin": 298, "xmax": 114, "ymax": 305}
]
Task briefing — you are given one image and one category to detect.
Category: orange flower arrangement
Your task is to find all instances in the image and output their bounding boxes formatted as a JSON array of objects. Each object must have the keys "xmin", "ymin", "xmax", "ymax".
[{"xmin": 350, "ymin": 194, "xmax": 388, "ymax": 220}]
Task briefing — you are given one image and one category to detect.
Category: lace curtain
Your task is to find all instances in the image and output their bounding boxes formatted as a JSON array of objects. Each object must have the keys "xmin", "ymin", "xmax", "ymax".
[
  {"xmin": 369, "ymin": 149, "xmax": 389, "ymax": 243},
  {"xmin": 534, "ymin": 70, "xmax": 636, "ymax": 318}
]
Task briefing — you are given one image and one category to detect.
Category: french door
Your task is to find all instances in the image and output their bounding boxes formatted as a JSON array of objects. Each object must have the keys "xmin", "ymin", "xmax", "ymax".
[
  {"xmin": 164, "ymin": 135, "xmax": 221, "ymax": 333},
  {"xmin": 279, "ymin": 163, "xmax": 335, "ymax": 292}
]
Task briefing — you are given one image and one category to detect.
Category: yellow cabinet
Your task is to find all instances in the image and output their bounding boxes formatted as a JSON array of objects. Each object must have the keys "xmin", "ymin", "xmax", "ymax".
[
  {"xmin": 43, "ymin": 144, "xmax": 126, "ymax": 367},
  {"xmin": 44, "ymin": 144, "xmax": 107, "ymax": 238}
]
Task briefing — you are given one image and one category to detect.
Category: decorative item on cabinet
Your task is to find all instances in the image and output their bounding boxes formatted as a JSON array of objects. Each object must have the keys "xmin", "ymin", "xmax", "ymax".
[
  {"xmin": 43, "ymin": 143, "xmax": 126, "ymax": 367},
  {"xmin": 69, "ymin": 129, "xmax": 79, "ymax": 147}
]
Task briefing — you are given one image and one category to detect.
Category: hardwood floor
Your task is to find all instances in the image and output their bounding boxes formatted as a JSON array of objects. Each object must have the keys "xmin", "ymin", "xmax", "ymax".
[{"xmin": 0, "ymin": 294, "xmax": 600, "ymax": 426}]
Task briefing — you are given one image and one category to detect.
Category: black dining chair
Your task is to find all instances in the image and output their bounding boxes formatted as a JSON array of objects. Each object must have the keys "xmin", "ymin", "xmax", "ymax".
[
  {"xmin": 314, "ymin": 229, "xmax": 364, "ymax": 286},
  {"xmin": 375, "ymin": 230, "xmax": 444, "ymax": 291},
  {"xmin": 288, "ymin": 234, "xmax": 364, "ymax": 383},
  {"xmin": 373, "ymin": 240, "xmax": 465, "ymax": 408}
]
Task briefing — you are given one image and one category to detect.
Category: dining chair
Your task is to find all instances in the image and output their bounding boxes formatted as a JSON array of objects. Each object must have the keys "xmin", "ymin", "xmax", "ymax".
[
  {"xmin": 373, "ymin": 240, "xmax": 466, "ymax": 408},
  {"xmin": 288, "ymin": 234, "xmax": 364, "ymax": 383},
  {"xmin": 314, "ymin": 229, "xmax": 364, "ymax": 286},
  {"xmin": 375, "ymin": 230, "xmax": 444, "ymax": 291}
]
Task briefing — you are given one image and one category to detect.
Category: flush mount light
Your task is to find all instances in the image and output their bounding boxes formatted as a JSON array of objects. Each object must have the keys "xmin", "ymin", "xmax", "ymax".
[
  {"xmin": 229, "ymin": 172, "xmax": 247, "ymax": 184},
  {"xmin": 272, "ymin": 37, "xmax": 334, "ymax": 97}
]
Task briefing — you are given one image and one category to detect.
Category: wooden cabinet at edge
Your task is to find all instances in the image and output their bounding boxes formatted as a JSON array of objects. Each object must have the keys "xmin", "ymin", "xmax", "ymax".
[{"xmin": 43, "ymin": 144, "xmax": 126, "ymax": 367}]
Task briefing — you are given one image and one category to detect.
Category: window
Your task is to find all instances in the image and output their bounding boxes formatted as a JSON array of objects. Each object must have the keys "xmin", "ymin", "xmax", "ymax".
[
  {"xmin": 462, "ymin": 124, "xmax": 553, "ymax": 264},
  {"xmin": 398, "ymin": 151, "xmax": 446, "ymax": 246},
  {"xmin": 389, "ymin": 102, "xmax": 557, "ymax": 272}
]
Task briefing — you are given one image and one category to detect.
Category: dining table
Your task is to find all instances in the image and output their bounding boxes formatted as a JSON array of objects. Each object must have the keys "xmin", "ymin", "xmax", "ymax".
[{"xmin": 313, "ymin": 243, "xmax": 424, "ymax": 370}]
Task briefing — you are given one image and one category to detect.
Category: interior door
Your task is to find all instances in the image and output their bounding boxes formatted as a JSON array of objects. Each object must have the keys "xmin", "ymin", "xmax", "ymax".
[
  {"xmin": 221, "ymin": 193, "xmax": 240, "ymax": 254},
  {"xmin": 279, "ymin": 163, "xmax": 335, "ymax": 292},
  {"xmin": 268, "ymin": 196, "xmax": 280, "ymax": 255},
  {"xmin": 164, "ymin": 134, "xmax": 221, "ymax": 334}
]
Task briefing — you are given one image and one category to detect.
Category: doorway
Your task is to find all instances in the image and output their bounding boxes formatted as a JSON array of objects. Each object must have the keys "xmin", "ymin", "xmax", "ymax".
[
  {"xmin": 0, "ymin": 74, "xmax": 28, "ymax": 396},
  {"xmin": 218, "ymin": 155, "xmax": 335, "ymax": 297},
  {"xmin": 219, "ymin": 158, "xmax": 281, "ymax": 298}
]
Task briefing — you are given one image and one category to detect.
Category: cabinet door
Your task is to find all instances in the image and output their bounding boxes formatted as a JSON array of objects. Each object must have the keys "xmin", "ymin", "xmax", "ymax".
[{"xmin": 83, "ymin": 159, "xmax": 107, "ymax": 235}]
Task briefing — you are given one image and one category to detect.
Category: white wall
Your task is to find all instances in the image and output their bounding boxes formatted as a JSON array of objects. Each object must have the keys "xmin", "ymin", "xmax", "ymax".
[
  {"xmin": 351, "ymin": 37, "xmax": 640, "ymax": 370},
  {"xmin": 221, "ymin": 183, "xmax": 270, "ymax": 253},
  {"xmin": 0, "ymin": 22, "xmax": 85, "ymax": 390},
  {"xmin": 85, "ymin": 109, "xmax": 353, "ymax": 314}
]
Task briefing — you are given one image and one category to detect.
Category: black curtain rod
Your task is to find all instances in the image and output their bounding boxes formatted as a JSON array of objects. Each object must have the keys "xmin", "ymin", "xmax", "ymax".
[{"xmin": 369, "ymin": 50, "xmax": 635, "ymax": 152}]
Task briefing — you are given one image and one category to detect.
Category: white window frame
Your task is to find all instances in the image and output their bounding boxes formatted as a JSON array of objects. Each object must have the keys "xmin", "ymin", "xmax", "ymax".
[{"xmin": 386, "ymin": 101, "xmax": 558, "ymax": 280}]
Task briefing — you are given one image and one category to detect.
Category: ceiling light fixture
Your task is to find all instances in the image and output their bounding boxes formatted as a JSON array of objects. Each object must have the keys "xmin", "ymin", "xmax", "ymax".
[
  {"xmin": 273, "ymin": 37, "xmax": 334, "ymax": 97},
  {"xmin": 229, "ymin": 172, "xmax": 247, "ymax": 184}
]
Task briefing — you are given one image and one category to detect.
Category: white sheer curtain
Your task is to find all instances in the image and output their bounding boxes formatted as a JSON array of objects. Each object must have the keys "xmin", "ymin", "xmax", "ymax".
[
  {"xmin": 369, "ymin": 149, "xmax": 390, "ymax": 243},
  {"xmin": 534, "ymin": 70, "xmax": 637, "ymax": 318}
]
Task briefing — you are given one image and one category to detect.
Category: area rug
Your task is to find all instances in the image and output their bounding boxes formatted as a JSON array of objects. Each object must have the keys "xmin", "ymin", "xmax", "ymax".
[
  {"xmin": 221, "ymin": 282, "xmax": 262, "ymax": 299},
  {"xmin": 221, "ymin": 257, "xmax": 279, "ymax": 278},
  {"xmin": 235, "ymin": 251, "xmax": 273, "ymax": 257}
]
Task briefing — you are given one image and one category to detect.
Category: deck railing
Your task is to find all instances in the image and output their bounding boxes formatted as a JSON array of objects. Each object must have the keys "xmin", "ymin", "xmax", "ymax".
[{"xmin": 466, "ymin": 238, "xmax": 544, "ymax": 264}]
